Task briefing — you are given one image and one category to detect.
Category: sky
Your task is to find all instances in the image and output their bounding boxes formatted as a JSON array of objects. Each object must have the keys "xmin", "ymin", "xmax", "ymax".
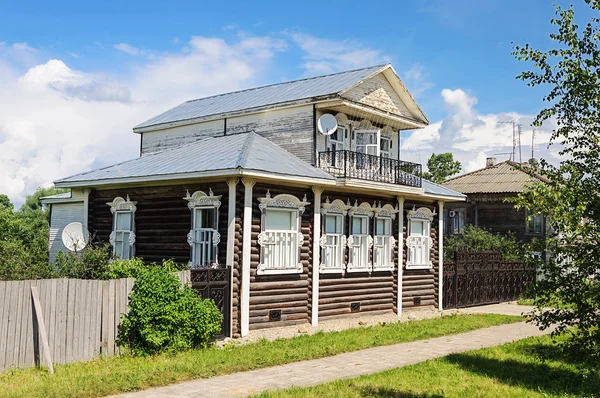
[{"xmin": 0, "ymin": 0, "xmax": 593, "ymax": 205}]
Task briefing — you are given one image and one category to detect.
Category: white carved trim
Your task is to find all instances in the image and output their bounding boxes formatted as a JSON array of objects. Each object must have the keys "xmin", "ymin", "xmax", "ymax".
[
  {"xmin": 319, "ymin": 235, "xmax": 328, "ymax": 248},
  {"xmin": 367, "ymin": 235, "xmax": 373, "ymax": 249},
  {"xmin": 129, "ymin": 232, "xmax": 136, "ymax": 246},
  {"xmin": 183, "ymin": 189, "xmax": 222, "ymax": 210},
  {"xmin": 109, "ymin": 231, "xmax": 115, "ymax": 246},
  {"xmin": 356, "ymin": 119, "xmax": 374, "ymax": 129},
  {"xmin": 335, "ymin": 112, "xmax": 349, "ymax": 125},
  {"xmin": 187, "ymin": 231, "xmax": 194, "ymax": 246},
  {"xmin": 298, "ymin": 232, "xmax": 304, "ymax": 247},
  {"xmin": 374, "ymin": 203, "xmax": 399, "ymax": 220},
  {"xmin": 257, "ymin": 262, "xmax": 303, "ymax": 275},
  {"xmin": 213, "ymin": 231, "xmax": 221, "ymax": 246},
  {"xmin": 407, "ymin": 206, "xmax": 436, "ymax": 222},
  {"xmin": 257, "ymin": 231, "xmax": 266, "ymax": 246},
  {"xmin": 258, "ymin": 191, "xmax": 310, "ymax": 215},
  {"xmin": 381, "ymin": 125, "xmax": 395, "ymax": 135},
  {"xmin": 106, "ymin": 196, "xmax": 137, "ymax": 214},
  {"xmin": 348, "ymin": 201, "xmax": 374, "ymax": 217},
  {"xmin": 321, "ymin": 197, "xmax": 352, "ymax": 215}
]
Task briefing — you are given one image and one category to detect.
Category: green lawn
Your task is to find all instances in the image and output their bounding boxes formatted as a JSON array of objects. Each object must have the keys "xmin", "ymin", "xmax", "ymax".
[
  {"xmin": 0, "ymin": 314, "xmax": 521, "ymax": 398},
  {"xmin": 517, "ymin": 298, "xmax": 535, "ymax": 306},
  {"xmin": 257, "ymin": 334, "xmax": 600, "ymax": 398}
]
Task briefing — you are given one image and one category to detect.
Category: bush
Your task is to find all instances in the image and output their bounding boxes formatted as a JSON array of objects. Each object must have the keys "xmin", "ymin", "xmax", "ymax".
[
  {"xmin": 54, "ymin": 244, "xmax": 113, "ymax": 279},
  {"xmin": 117, "ymin": 267, "xmax": 223, "ymax": 355},
  {"xmin": 444, "ymin": 225, "xmax": 525, "ymax": 261}
]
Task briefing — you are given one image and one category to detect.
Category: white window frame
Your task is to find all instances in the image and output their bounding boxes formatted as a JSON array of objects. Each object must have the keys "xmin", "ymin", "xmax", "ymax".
[
  {"xmin": 184, "ymin": 189, "xmax": 222, "ymax": 268},
  {"xmin": 406, "ymin": 206, "xmax": 435, "ymax": 270},
  {"xmin": 319, "ymin": 198, "xmax": 351, "ymax": 273},
  {"xmin": 380, "ymin": 136, "xmax": 392, "ymax": 158},
  {"xmin": 354, "ymin": 129, "xmax": 381, "ymax": 157},
  {"xmin": 347, "ymin": 201, "xmax": 374, "ymax": 272},
  {"xmin": 326, "ymin": 125, "xmax": 348, "ymax": 169},
  {"xmin": 373, "ymin": 204, "xmax": 399, "ymax": 272},
  {"xmin": 107, "ymin": 196, "xmax": 137, "ymax": 260},
  {"xmin": 257, "ymin": 191, "xmax": 309, "ymax": 275},
  {"xmin": 526, "ymin": 211, "xmax": 543, "ymax": 234},
  {"xmin": 448, "ymin": 208, "xmax": 466, "ymax": 235}
]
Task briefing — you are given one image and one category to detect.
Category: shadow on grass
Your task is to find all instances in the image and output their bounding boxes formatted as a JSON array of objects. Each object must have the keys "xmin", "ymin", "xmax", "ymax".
[
  {"xmin": 445, "ymin": 344, "xmax": 600, "ymax": 397},
  {"xmin": 357, "ymin": 387, "xmax": 443, "ymax": 398}
]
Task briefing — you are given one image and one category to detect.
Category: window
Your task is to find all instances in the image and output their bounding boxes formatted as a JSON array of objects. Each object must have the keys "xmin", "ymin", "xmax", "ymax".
[
  {"xmin": 107, "ymin": 196, "xmax": 137, "ymax": 260},
  {"xmin": 380, "ymin": 137, "xmax": 392, "ymax": 158},
  {"xmin": 448, "ymin": 209, "xmax": 466, "ymax": 234},
  {"xmin": 527, "ymin": 211, "xmax": 543, "ymax": 234},
  {"xmin": 320, "ymin": 198, "xmax": 350, "ymax": 273},
  {"xmin": 257, "ymin": 192, "xmax": 308, "ymax": 275},
  {"xmin": 347, "ymin": 202, "xmax": 374, "ymax": 272},
  {"xmin": 327, "ymin": 126, "xmax": 347, "ymax": 169},
  {"xmin": 374, "ymin": 217, "xmax": 394, "ymax": 270},
  {"xmin": 184, "ymin": 189, "xmax": 221, "ymax": 268},
  {"xmin": 406, "ymin": 207, "xmax": 435, "ymax": 269}
]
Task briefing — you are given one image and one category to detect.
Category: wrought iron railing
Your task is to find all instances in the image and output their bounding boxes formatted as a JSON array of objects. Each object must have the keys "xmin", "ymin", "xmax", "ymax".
[{"xmin": 318, "ymin": 150, "xmax": 422, "ymax": 188}]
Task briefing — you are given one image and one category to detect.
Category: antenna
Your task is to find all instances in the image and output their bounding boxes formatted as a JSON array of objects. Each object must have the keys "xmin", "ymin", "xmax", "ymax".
[
  {"xmin": 498, "ymin": 118, "xmax": 519, "ymax": 161},
  {"xmin": 517, "ymin": 124, "xmax": 522, "ymax": 163},
  {"xmin": 61, "ymin": 222, "xmax": 89, "ymax": 252}
]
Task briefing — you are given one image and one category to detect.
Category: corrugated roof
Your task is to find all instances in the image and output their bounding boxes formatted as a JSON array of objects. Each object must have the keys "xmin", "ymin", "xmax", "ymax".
[
  {"xmin": 422, "ymin": 179, "xmax": 466, "ymax": 199},
  {"xmin": 441, "ymin": 161, "xmax": 548, "ymax": 194},
  {"xmin": 55, "ymin": 132, "xmax": 335, "ymax": 186},
  {"xmin": 134, "ymin": 64, "xmax": 387, "ymax": 129}
]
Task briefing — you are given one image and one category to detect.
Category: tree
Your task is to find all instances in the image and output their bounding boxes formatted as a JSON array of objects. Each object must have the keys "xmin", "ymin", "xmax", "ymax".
[
  {"xmin": 422, "ymin": 153, "xmax": 462, "ymax": 183},
  {"xmin": 513, "ymin": 1, "xmax": 600, "ymax": 359},
  {"xmin": 20, "ymin": 186, "xmax": 66, "ymax": 221}
]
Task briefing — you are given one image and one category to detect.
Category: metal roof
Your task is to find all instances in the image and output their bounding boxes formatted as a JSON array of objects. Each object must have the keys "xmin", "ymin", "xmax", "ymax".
[
  {"xmin": 441, "ymin": 161, "xmax": 549, "ymax": 194},
  {"xmin": 134, "ymin": 64, "xmax": 387, "ymax": 130},
  {"xmin": 55, "ymin": 132, "xmax": 335, "ymax": 186},
  {"xmin": 422, "ymin": 179, "xmax": 466, "ymax": 199}
]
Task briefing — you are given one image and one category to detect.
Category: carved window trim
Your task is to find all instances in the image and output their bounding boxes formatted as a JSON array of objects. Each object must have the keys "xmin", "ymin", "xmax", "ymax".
[
  {"xmin": 320, "ymin": 198, "xmax": 351, "ymax": 274},
  {"xmin": 347, "ymin": 201, "xmax": 374, "ymax": 273},
  {"xmin": 257, "ymin": 191, "xmax": 309, "ymax": 275},
  {"xmin": 184, "ymin": 189, "xmax": 221, "ymax": 268},
  {"xmin": 373, "ymin": 204, "xmax": 399, "ymax": 272},
  {"xmin": 406, "ymin": 206, "xmax": 436, "ymax": 270},
  {"xmin": 107, "ymin": 196, "xmax": 137, "ymax": 260}
]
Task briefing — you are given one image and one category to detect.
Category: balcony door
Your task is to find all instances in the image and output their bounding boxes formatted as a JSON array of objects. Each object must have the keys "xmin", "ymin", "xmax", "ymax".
[{"xmin": 354, "ymin": 129, "xmax": 380, "ymax": 170}]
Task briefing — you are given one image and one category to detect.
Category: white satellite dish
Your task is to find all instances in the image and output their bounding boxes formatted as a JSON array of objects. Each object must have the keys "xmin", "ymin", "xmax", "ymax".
[
  {"xmin": 61, "ymin": 222, "xmax": 89, "ymax": 252},
  {"xmin": 317, "ymin": 114, "xmax": 338, "ymax": 136}
]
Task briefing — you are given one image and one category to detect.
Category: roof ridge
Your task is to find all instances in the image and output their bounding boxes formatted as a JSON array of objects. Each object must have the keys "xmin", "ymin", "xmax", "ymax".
[
  {"xmin": 182, "ymin": 64, "xmax": 389, "ymax": 105},
  {"xmin": 236, "ymin": 131, "xmax": 255, "ymax": 168},
  {"xmin": 442, "ymin": 160, "xmax": 512, "ymax": 184}
]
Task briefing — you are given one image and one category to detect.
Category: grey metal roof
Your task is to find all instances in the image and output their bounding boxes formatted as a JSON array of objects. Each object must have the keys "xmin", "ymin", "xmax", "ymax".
[
  {"xmin": 55, "ymin": 132, "xmax": 335, "ymax": 186},
  {"xmin": 441, "ymin": 161, "xmax": 549, "ymax": 194},
  {"xmin": 422, "ymin": 179, "xmax": 466, "ymax": 199},
  {"xmin": 135, "ymin": 64, "xmax": 387, "ymax": 130}
]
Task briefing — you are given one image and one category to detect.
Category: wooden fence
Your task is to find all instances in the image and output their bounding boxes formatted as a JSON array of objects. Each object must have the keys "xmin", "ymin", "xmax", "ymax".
[{"xmin": 0, "ymin": 271, "xmax": 189, "ymax": 372}]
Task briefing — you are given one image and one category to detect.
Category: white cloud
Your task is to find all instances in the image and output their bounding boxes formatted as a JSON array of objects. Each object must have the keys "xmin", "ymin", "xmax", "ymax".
[
  {"xmin": 114, "ymin": 43, "xmax": 142, "ymax": 56},
  {"xmin": 401, "ymin": 88, "xmax": 557, "ymax": 173},
  {"xmin": 0, "ymin": 35, "xmax": 285, "ymax": 205},
  {"xmin": 403, "ymin": 63, "xmax": 434, "ymax": 97},
  {"xmin": 290, "ymin": 33, "xmax": 389, "ymax": 75}
]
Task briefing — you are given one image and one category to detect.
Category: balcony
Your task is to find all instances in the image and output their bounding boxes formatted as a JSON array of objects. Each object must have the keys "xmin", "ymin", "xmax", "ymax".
[{"xmin": 318, "ymin": 150, "xmax": 422, "ymax": 188}]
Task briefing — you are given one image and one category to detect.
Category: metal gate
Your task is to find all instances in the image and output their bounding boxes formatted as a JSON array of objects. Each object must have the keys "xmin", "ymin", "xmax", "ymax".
[
  {"xmin": 190, "ymin": 267, "xmax": 231, "ymax": 337},
  {"xmin": 443, "ymin": 252, "xmax": 535, "ymax": 309}
]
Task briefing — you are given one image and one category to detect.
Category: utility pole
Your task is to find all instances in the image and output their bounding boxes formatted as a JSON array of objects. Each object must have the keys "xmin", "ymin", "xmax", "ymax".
[{"xmin": 531, "ymin": 129, "xmax": 536, "ymax": 161}]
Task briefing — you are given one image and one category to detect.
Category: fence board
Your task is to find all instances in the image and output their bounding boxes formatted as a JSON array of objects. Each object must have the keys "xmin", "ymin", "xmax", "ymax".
[
  {"xmin": 22, "ymin": 280, "xmax": 34, "ymax": 368},
  {"xmin": 11, "ymin": 281, "xmax": 25, "ymax": 369},
  {"xmin": 0, "ymin": 282, "xmax": 7, "ymax": 371}
]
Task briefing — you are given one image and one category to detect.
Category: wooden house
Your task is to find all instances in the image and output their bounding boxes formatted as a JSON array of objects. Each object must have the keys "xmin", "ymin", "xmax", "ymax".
[
  {"xmin": 441, "ymin": 157, "xmax": 549, "ymax": 242},
  {"xmin": 43, "ymin": 64, "xmax": 465, "ymax": 337}
]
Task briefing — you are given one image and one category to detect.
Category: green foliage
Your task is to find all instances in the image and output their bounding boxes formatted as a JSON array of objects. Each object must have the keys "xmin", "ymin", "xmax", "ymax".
[
  {"xmin": 512, "ymin": 1, "xmax": 600, "ymax": 358},
  {"xmin": 117, "ymin": 267, "xmax": 222, "ymax": 355},
  {"xmin": 54, "ymin": 244, "xmax": 113, "ymax": 279},
  {"xmin": 444, "ymin": 225, "xmax": 525, "ymax": 261},
  {"xmin": 0, "ymin": 192, "xmax": 54, "ymax": 280},
  {"xmin": 19, "ymin": 187, "xmax": 67, "ymax": 220},
  {"xmin": 422, "ymin": 152, "xmax": 462, "ymax": 183},
  {"xmin": 103, "ymin": 257, "xmax": 186, "ymax": 279}
]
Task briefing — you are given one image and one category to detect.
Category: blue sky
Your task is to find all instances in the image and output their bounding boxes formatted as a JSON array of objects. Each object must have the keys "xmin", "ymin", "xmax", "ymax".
[{"xmin": 0, "ymin": 0, "xmax": 590, "ymax": 203}]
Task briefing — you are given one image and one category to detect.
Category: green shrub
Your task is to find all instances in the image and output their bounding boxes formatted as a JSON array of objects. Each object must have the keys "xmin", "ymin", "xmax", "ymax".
[
  {"xmin": 117, "ymin": 267, "xmax": 222, "ymax": 355},
  {"xmin": 54, "ymin": 244, "xmax": 113, "ymax": 279},
  {"xmin": 444, "ymin": 225, "xmax": 525, "ymax": 261}
]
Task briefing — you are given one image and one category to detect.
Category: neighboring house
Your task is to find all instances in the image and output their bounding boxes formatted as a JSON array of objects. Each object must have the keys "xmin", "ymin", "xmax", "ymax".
[
  {"xmin": 42, "ymin": 64, "xmax": 465, "ymax": 337},
  {"xmin": 441, "ymin": 157, "xmax": 549, "ymax": 242}
]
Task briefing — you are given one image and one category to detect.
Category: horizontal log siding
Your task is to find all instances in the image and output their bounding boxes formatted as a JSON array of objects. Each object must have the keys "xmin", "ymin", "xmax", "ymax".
[
  {"xmin": 88, "ymin": 183, "xmax": 229, "ymax": 264},
  {"xmin": 318, "ymin": 193, "xmax": 397, "ymax": 320},
  {"xmin": 248, "ymin": 184, "xmax": 313, "ymax": 330},
  {"xmin": 401, "ymin": 202, "xmax": 439, "ymax": 309}
]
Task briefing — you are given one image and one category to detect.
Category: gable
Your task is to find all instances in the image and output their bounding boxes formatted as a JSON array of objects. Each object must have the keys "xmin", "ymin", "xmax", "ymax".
[{"xmin": 341, "ymin": 72, "xmax": 414, "ymax": 121}]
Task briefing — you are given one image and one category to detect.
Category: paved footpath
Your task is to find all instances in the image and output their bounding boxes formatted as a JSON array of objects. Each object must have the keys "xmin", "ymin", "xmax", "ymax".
[{"xmin": 115, "ymin": 320, "xmax": 551, "ymax": 398}]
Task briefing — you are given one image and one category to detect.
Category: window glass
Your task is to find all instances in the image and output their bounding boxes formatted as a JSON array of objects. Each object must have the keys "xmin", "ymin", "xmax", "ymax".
[
  {"xmin": 195, "ymin": 208, "xmax": 215, "ymax": 229},
  {"xmin": 410, "ymin": 220, "xmax": 425, "ymax": 236},
  {"xmin": 266, "ymin": 210, "xmax": 295, "ymax": 231},
  {"xmin": 325, "ymin": 214, "xmax": 342, "ymax": 234},
  {"xmin": 352, "ymin": 216, "xmax": 367, "ymax": 235},
  {"xmin": 376, "ymin": 218, "xmax": 391, "ymax": 236},
  {"xmin": 116, "ymin": 212, "xmax": 131, "ymax": 230}
]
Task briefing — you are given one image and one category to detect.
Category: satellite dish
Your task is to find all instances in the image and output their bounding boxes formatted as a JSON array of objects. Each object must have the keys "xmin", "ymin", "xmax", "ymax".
[
  {"xmin": 317, "ymin": 114, "xmax": 338, "ymax": 136},
  {"xmin": 62, "ymin": 222, "xmax": 89, "ymax": 252}
]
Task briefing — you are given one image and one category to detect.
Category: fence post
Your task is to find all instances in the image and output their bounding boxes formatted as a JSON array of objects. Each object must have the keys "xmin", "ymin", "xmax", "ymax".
[{"xmin": 30, "ymin": 286, "xmax": 54, "ymax": 374}]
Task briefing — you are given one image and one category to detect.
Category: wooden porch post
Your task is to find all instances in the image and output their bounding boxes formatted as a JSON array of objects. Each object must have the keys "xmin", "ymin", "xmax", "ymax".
[
  {"xmin": 311, "ymin": 186, "xmax": 323, "ymax": 326},
  {"xmin": 397, "ymin": 195, "xmax": 404, "ymax": 316},
  {"xmin": 241, "ymin": 178, "xmax": 255, "ymax": 337},
  {"xmin": 226, "ymin": 178, "xmax": 238, "ymax": 337},
  {"xmin": 437, "ymin": 200, "xmax": 445, "ymax": 311}
]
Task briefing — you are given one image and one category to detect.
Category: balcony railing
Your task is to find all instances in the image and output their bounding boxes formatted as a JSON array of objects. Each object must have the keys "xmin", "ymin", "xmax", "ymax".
[{"xmin": 318, "ymin": 150, "xmax": 422, "ymax": 188}]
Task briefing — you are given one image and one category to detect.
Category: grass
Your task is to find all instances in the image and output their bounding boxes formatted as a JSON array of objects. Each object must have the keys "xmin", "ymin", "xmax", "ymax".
[
  {"xmin": 517, "ymin": 298, "xmax": 536, "ymax": 306},
  {"xmin": 0, "ymin": 314, "xmax": 521, "ymax": 398},
  {"xmin": 257, "ymin": 334, "xmax": 600, "ymax": 398}
]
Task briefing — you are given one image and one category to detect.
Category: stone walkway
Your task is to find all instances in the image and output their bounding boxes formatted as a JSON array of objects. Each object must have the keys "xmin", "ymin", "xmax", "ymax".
[{"xmin": 115, "ymin": 319, "xmax": 550, "ymax": 398}]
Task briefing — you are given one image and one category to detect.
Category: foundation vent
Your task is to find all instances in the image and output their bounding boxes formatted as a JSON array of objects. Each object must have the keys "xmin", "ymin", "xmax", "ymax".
[
  {"xmin": 351, "ymin": 302, "xmax": 361, "ymax": 312},
  {"xmin": 413, "ymin": 296, "xmax": 422, "ymax": 306},
  {"xmin": 269, "ymin": 309, "xmax": 281, "ymax": 322}
]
